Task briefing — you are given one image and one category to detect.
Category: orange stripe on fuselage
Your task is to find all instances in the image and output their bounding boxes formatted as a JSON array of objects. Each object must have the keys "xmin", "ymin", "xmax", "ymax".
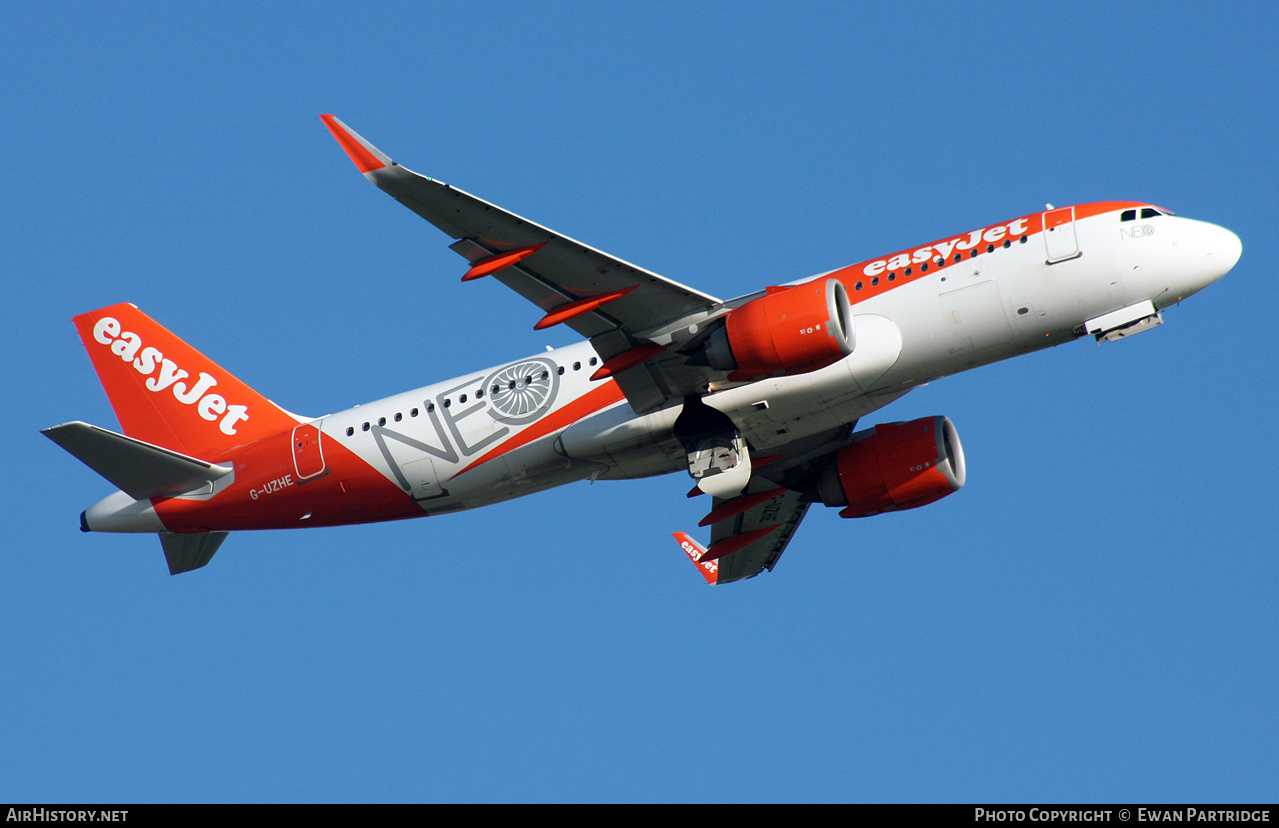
[
  {"xmin": 454, "ymin": 380, "xmax": 627, "ymax": 477},
  {"xmin": 153, "ymin": 425, "xmax": 422, "ymax": 532}
]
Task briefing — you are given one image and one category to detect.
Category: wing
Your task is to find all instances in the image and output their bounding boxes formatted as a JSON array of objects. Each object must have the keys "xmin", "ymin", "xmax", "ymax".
[
  {"xmin": 321, "ymin": 115, "xmax": 726, "ymax": 412},
  {"xmin": 699, "ymin": 483, "xmax": 812, "ymax": 584},
  {"xmin": 674, "ymin": 424, "xmax": 859, "ymax": 584}
]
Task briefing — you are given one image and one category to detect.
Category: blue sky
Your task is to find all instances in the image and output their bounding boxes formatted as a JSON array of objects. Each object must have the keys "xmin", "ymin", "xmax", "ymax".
[{"xmin": 4, "ymin": 1, "xmax": 1276, "ymax": 803}]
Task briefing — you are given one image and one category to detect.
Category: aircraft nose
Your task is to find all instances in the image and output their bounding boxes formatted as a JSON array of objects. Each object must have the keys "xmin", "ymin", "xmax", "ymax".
[
  {"xmin": 1149, "ymin": 218, "xmax": 1241, "ymax": 308},
  {"xmin": 1201, "ymin": 221, "xmax": 1242, "ymax": 284}
]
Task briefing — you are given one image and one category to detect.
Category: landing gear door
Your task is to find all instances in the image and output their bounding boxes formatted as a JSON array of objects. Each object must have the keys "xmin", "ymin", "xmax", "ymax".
[
  {"xmin": 686, "ymin": 432, "xmax": 752, "ymax": 499},
  {"xmin": 292, "ymin": 420, "xmax": 327, "ymax": 482},
  {"xmin": 1043, "ymin": 206, "xmax": 1081, "ymax": 263}
]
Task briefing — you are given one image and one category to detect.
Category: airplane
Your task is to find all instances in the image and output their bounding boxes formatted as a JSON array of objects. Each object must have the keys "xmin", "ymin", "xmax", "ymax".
[{"xmin": 42, "ymin": 115, "xmax": 1242, "ymax": 583}]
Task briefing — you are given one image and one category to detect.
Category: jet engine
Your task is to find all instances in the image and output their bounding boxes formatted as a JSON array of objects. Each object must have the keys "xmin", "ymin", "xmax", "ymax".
[
  {"xmin": 692, "ymin": 279, "xmax": 853, "ymax": 379},
  {"xmin": 816, "ymin": 416, "xmax": 966, "ymax": 518}
]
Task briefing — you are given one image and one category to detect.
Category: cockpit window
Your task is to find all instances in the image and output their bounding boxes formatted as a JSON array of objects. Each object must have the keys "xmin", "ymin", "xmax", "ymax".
[{"xmin": 1123, "ymin": 207, "xmax": 1172, "ymax": 221}]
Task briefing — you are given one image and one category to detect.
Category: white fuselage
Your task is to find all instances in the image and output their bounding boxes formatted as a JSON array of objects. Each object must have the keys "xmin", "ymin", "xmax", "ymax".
[{"xmin": 309, "ymin": 206, "xmax": 1239, "ymax": 516}]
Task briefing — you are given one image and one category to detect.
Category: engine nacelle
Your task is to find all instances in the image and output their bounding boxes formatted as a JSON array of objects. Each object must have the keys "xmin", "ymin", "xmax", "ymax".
[
  {"xmin": 700, "ymin": 279, "xmax": 853, "ymax": 380},
  {"xmin": 817, "ymin": 416, "xmax": 966, "ymax": 518}
]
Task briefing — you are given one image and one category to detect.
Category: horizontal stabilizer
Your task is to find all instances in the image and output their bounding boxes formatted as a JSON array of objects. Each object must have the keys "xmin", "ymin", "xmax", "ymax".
[
  {"xmin": 160, "ymin": 531, "xmax": 228, "ymax": 575},
  {"xmin": 43, "ymin": 421, "xmax": 231, "ymax": 501}
]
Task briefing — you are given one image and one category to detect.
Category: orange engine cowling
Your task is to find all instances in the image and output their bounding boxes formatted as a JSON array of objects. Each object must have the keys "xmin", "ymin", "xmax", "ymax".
[
  {"xmin": 701, "ymin": 279, "xmax": 853, "ymax": 379},
  {"xmin": 817, "ymin": 416, "xmax": 966, "ymax": 518}
]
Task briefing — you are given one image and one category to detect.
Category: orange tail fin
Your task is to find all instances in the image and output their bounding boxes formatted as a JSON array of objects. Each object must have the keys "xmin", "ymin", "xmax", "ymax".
[{"xmin": 73, "ymin": 303, "xmax": 300, "ymax": 459}]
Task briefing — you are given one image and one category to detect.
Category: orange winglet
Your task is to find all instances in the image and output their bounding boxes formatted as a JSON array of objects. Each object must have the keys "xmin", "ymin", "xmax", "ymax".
[
  {"xmin": 589, "ymin": 342, "xmax": 665, "ymax": 381},
  {"xmin": 462, "ymin": 243, "xmax": 548, "ymax": 281},
  {"xmin": 319, "ymin": 114, "xmax": 387, "ymax": 174},
  {"xmin": 699, "ymin": 525, "xmax": 781, "ymax": 563},
  {"xmin": 673, "ymin": 532, "xmax": 718, "ymax": 585},
  {"xmin": 698, "ymin": 488, "xmax": 786, "ymax": 527},
  {"xmin": 533, "ymin": 286, "xmax": 638, "ymax": 331}
]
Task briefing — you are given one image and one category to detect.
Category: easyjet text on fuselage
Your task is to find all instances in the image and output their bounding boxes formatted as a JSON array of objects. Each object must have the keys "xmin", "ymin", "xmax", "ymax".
[{"xmin": 861, "ymin": 217, "xmax": 1033, "ymax": 278}]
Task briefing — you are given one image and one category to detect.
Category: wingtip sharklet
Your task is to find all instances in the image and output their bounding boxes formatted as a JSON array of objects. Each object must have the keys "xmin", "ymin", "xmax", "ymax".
[
  {"xmin": 673, "ymin": 532, "xmax": 718, "ymax": 585},
  {"xmin": 320, "ymin": 114, "xmax": 392, "ymax": 174}
]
